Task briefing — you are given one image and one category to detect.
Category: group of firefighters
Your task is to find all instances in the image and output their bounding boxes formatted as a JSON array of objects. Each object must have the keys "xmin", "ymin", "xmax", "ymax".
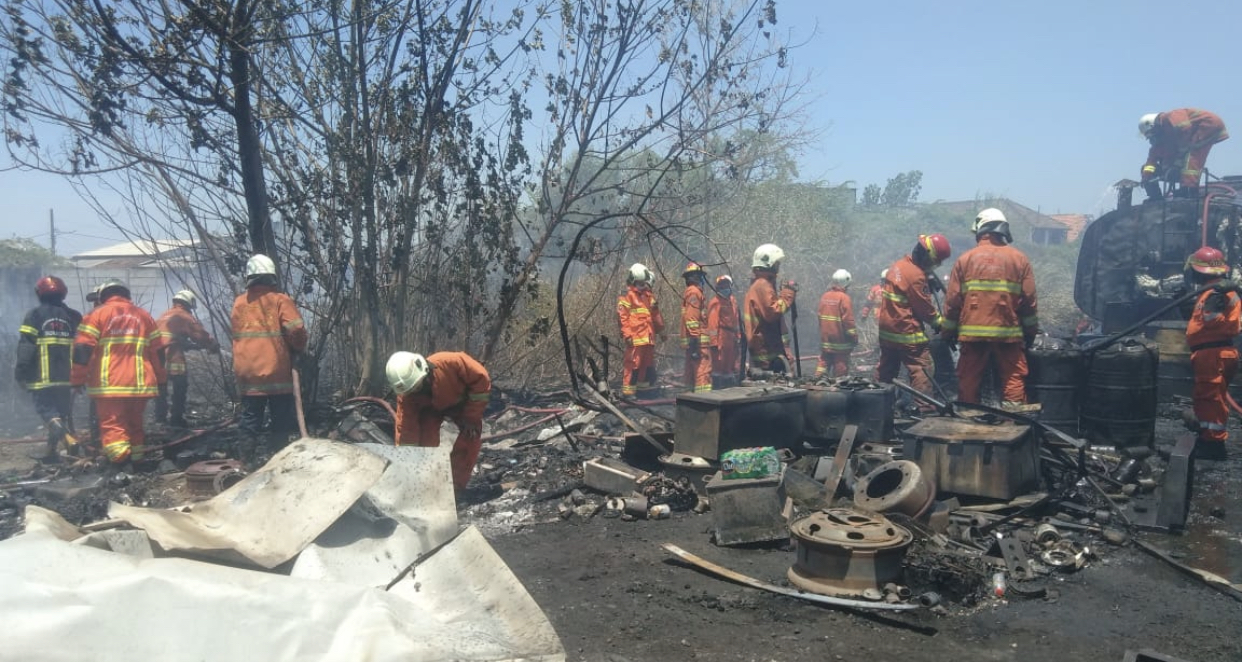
[
  {"xmin": 12, "ymin": 105, "xmax": 1236, "ymax": 486},
  {"xmin": 616, "ymin": 202, "xmax": 1235, "ymax": 462}
]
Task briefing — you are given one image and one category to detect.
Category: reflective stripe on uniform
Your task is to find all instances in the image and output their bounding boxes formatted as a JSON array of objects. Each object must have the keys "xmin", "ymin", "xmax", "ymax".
[
  {"xmin": 962, "ymin": 279, "xmax": 1021, "ymax": 294},
  {"xmin": 957, "ymin": 324, "xmax": 1023, "ymax": 339},
  {"xmin": 879, "ymin": 329, "xmax": 928, "ymax": 344},
  {"xmin": 882, "ymin": 291, "xmax": 908, "ymax": 304}
]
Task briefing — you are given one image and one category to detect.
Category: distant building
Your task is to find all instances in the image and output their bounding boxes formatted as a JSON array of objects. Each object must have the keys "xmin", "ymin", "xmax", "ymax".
[
  {"xmin": 1048, "ymin": 214, "xmax": 1092, "ymax": 242},
  {"xmin": 928, "ymin": 199, "xmax": 1073, "ymax": 246}
]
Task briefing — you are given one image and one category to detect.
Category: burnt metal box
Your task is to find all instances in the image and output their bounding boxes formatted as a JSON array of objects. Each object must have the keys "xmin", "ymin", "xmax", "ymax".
[
  {"xmin": 705, "ymin": 468, "xmax": 788, "ymax": 546},
  {"xmin": 803, "ymin": 384, "xmax": 895, "ymax": 445},
  {"xmin": 582, "ymin": 457, "xmax": 651, "ymax": 496},
  {"xmin": 674, "ymin": 386, "xmax": 806, "ymax": 460},
  {"xmin": 901, "ymin": 417, "xmax": 1040, "ymax": 500}
]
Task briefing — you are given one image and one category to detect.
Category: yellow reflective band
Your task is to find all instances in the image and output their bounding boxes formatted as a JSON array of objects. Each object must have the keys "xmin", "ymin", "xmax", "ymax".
[
  {"xmin": 282, "ymin": 319, "xmax": 304, "ymax": 330},
  {"xmin": 882, "ymin": 291, "xmax": 908, "ymax": 304},
  {"xmin": 468, "ymin": 392, "xmax": 490, "ymax": 401},
  {"xmin": 634, "ymin": 307, "xmax": 649, "ymax": 314},
  {"xmin": 77, "ymin": 324, "xmax": 100, "ymax": 339},
  {"xmin": 102, "ymin": 439, "xmax": 131, "ymax": 461},
  {"xmin": 19, "ymin": 325, "xmax": 38, "ymax": 336},
  {"xmin": 819, "ymin": 315, "xmax": 842, "ymax": 321},
  {"xmin": 35, "ymin": 337, "xmax": 73, "ymax": 345},
  {"xmin": 958, "ymin": 325, "xmax": 1024, "ymax": 338},
  {"xmin": 1143, "ymin": 165, "xmax": 1156, "ymax": 173},
  {"xmin": 822, "ymin": 342, "xmax": 854, "ymax": 351},
  {"xmin": 963, "ymin": 279, "xmax": 1021, "ymax": 294},
  {"xmin": 234, "ymin": 330, "xmax": 282, "ymax": 338}
]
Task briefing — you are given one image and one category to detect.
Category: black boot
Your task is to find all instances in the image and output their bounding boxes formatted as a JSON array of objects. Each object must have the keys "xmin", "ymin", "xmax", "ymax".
[{"xmin": 1192, "ymin": 438, "xmax": 1228, "ymax": 461}]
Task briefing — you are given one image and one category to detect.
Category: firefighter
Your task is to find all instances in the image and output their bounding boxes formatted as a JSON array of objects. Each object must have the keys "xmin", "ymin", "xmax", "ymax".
[
  {"xmin": 73, "ymin": 279, "xmax": 166, "ymax": 465},
  {"xmin": 681, "ymin": 262, "xmax": 712, "ymax": 393},
  {"xmin": 815, "ymin": 269, "xmax": 857, "ymax": 379},
  {"xmin": 617, "ymin": 263, "xmax": 664, "ymax": 397},
  {"xmin": 386, "ymin": 351, "xmax": 492, "ymax": 489},
  {"xmin": 231, "ymin": 255, "xmax": 308, "ymax": 441},
  {"xmin": 1139, "ymin": 109, "xmax": 1228, "ymax": 199},
  {"xmin": 876, "ymin": 234, "xmax": 950, "ymax": 406},
  {"xmin": 744, "ymin": 244, "xmax": 797, "ymax": 373},
  {"xmin": 707, "ymin": 275, "xmax": 740, "ymax": 388},
  {"xmin": 942, "ymin": 209, "xmax": 1039, "ymax": 408},
  {"xmin": 1183, "ymin": 247, "xmax": 1239, "ymax": 461},
  {"xmin": 154, "ymin": 290, "xmax": 220, "ymax": 428},
  {"xmin": 15, "ymin": 276, "xmax": 83, "ymax": 462},
  {"xmin": 859, "ymin": 269, "xmax": 887, "ymax": 322}
]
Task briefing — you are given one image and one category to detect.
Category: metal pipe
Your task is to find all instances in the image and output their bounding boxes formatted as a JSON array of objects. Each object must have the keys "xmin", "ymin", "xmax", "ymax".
[{"xmin": 1080, "ymin": 285, "xmax": 1212, "ymax": 355}]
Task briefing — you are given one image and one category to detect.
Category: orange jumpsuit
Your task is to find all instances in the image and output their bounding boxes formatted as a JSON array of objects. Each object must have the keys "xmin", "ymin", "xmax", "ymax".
[
  {"xmin": 876, "ymin": 256, "xmax": 941, "ymax": 401},
  {"xmin": 859, "ymin": 283, "xmax": 882, "ymax": 320},
  {"xmin": 73, "ymin": 295, "xmax": 167, "ymax": 463},
  {"xmin": 943, "ymin": 236, "xmax": 1039, "ymax": 405},
  {"xmin": 1143, "ymin": 109, "xmax": 1229, "ymax": 188},
  {"xmin": 744, "ymin": 272, "xmax": 794, "ymax": 372},
  {"xmin": 231, "ymin": 285, "xmax": 308, "ymax": 396},
  {"xmin": 815, "ymin": 287, "xmax": 857, "ymax": 378},
  {"xmin": 394, "ymin": 352, "xmax": 492, "ymax": 489},
  {"xmin": 155, "ymin": 304, "xmax": 219, "ymax": 425},
  {"xmin": 617, "ymin": 285, "xmax": 664, "ymax": 397},
  {"xmin": 1186, "ymin": 285, "xmax": 1241, "ymax": 446},
  {"xmin": 681, "ymin": 282, "xmax": 712, "ymax": 392},
  {"xmin": 707, "ymin": 293, "xmax": 740, "ymax": 382}
]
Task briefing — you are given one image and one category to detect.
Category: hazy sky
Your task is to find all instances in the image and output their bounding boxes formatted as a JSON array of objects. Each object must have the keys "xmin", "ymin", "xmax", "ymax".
[{"xmin": 2, "ymin": 0, "xmax": 1240, "ymax": 256}]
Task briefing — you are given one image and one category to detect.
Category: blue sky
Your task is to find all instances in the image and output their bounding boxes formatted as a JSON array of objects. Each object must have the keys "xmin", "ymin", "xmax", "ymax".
[{"xmin": 3, "ymin": 0, "xmax": 1240, "ymax": 256}]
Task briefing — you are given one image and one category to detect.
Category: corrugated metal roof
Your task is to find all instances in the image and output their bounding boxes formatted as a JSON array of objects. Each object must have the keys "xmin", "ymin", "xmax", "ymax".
[{"xmin": 70, "ymin": 238, "xmax": 198, "ymax": 260}]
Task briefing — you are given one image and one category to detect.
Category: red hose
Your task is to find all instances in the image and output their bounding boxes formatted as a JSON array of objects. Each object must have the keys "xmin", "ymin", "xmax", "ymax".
[
  {"xmin": 342, "ymin": 396, "xmax": 398, "ymax": 421},
  {"xmin": 143, "ymin": 417, "xmax": 239, "ymax": 452}
]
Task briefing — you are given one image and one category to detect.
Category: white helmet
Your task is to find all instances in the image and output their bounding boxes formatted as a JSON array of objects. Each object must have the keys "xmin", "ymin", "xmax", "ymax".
[
  {"xmin": 245, "ymin": 254, "xmax": 277, "ymax": 279},
  {"xmin": 386, "ymin": 351, "xmax": 430, "ymax": 395},
  {"xmin": 752, "ymin": 243, "xmax": 786, "ymax": 270},
  {"xmin": 831, "ymin": 269, "xmax": 852, "ymax": 289},
  {"xmin": 972, "ymin": 207, "xmax": 1013, "ymax": 243},
  {"xmin": 1138, "ymin": 112, "xmax": 1159, "ymax": 138},
  {"xmin": 880, "ymin": 268, "xmax": 889, "ymax": 280},
  {"xmin": 172, "ymin": 289, "xmax": 197, "ymax": 309},
  {"xmin": 627, "ymin": 262, "xmax": 653, "ymax": 285}
]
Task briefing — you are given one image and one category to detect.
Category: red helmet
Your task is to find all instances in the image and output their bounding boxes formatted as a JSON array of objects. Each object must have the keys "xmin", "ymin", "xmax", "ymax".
[
  {"xmin": 1187, "ymin": 246, "xmax": 1228, "ymax": 276},
  {"xmin": 35, "ymin": 276, "xmax": 68, "ymax": 300},
  {"xmin": 918, "ymin": 233, "xmax": 952, "ymax": 265},
  {"xmin": 683, "ymin": 261, "xmax": 706, "ymax": 277}
]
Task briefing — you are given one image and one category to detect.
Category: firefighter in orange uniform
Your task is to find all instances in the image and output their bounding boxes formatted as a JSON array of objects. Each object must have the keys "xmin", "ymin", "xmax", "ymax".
[
  {"xmin": 1183, "ymin": 247, "xmax": 1239, "ymax": 461},
  {"xmin": 681, "ymin": 262, "xmax": 712, "ymax": 392},
  {"xmin": 72, "ymin": 279, "xmax": 167, "ymax": 465},
  {"xmin": 744, "ymin": 244, "xmax": 797, "ymax": 373},
  {"xmin": 617, "ymin": 263, "xmax": 664, "ymax": 397},
  {"xmin": 154, "ymin": 290, "xmax": 220, "ymax": 428},
  {"xmin": 16, "ymin": 276, "xmax": 83, "ymax": 462},
  {"xmin": 942, "ymin": 209, "xmax": 1038, "ymax": 407},
  {"xmin": 707, "ymin": 275, "xmax": 740, "ymax": 388},
  {"xmin": 859, "ymin": 270, "xmax": 886, "ymax": 322},
  {"xmin": 231, "ymin": 255, "xmax": 308, "ymax": 439},
  {"xmin": 877, "ymin": 234, "xmax": 950, "ymax": 405},
  {"xmin": 386, "ymin": 351, "xmax": 492, "ymax": 489},
  {"xmin": 815, "ymin": 269, "xmax": 858, "ymax": 378},
  {"xmin": 1139, "ymin": 109, "xmax": 1228, "ymax": 199}
]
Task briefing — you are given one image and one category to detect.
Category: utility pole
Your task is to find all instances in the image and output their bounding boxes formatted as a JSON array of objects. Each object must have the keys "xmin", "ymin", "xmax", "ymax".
[{"xmin": 49, "ymin": 209, "xmax": 56, "ymax": 256}]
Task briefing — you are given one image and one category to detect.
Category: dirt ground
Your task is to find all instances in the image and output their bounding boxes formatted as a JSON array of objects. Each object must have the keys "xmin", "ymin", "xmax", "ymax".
[{"xmin": 3, "ymin": 393, "xmax": 1241, "ymax": 662}]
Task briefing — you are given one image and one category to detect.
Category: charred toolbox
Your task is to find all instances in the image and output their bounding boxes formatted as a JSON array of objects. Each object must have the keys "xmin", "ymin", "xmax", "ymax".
[
  {"xmin": 802, "ymin": 380, "xmax": 895, "ymax": 445},
  {"xmin": 674, "ymin": 386, "xmax": 806, "ymax": 460},
  {"xmin": 901, "ymin": 416, "xmax": 1040, "ymax": 500}
]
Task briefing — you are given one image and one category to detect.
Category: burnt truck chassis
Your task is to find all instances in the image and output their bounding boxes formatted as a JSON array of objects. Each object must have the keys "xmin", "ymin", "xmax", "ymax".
[{"xmin": 1076, "ymin": 177, "xmax": 1242, "ymax": 332}]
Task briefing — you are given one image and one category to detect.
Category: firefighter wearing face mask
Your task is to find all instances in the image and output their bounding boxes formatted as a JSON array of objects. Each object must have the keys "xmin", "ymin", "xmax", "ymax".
[
  {"xmin": 617, "ymin": 263, "xmax": 665, "ymax": 397},
  {"xmin": 681, "ymin": 262, "xmax": 713, "ymax": 393},
  {"xmin": 707, "ymin": 275, "xmax": 740, "ymax": 387},
  {"xmin": 744, "ymin": 244, "xmax": 797, "ymax": 373},
  {"xmin": 1183, "ymin": 247, "xmax": 1240, "ymax": 462},
  {"xmin": 877, "ymin": 234, "xmax": 951, "ymax": 407}
]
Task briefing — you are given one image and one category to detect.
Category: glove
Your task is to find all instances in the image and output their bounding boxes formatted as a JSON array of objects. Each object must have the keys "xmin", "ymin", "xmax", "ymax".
[{"xmin": 687, "ymin": 337, "xmax": 701, "ymax": 360}]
